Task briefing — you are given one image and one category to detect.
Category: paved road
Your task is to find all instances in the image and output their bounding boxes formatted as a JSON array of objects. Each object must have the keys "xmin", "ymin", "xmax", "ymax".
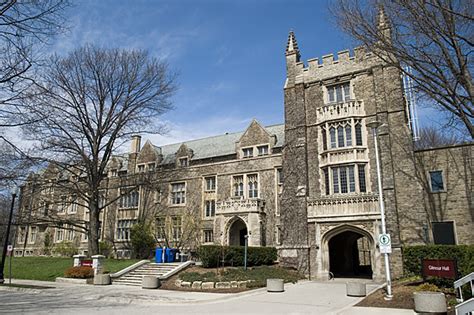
[{"xmin": 0, "ymin": 280, "xmax": 413, "ymax": 314}]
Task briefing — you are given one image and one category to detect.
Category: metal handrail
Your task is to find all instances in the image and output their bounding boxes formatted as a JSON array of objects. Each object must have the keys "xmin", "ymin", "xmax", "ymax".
[
  {"xmin": 454, "ymin": 272, "xmax": 473, "ymax": 309},
  {"xmin": 455, "ymin": 272, "xmax": 474, "ymax": 289}
]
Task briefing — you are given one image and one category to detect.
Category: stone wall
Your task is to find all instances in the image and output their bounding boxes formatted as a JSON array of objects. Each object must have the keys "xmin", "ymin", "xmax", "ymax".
[{"xmin": 415, "ymin": 144, "xmax": 473, "ymax": 245}]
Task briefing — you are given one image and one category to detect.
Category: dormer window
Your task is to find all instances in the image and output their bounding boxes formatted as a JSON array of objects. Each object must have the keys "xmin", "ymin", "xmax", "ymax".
[
  {"xmin": 242, "ymin": 147, "xmax": 253, "ymax": 158},
  {"xmin": 179, "ymin": 157, "xmax": 188, "ymax": 167},
  {"xmin": 110, "ymin": 169, "xmax": 117, "ymax": 177},
  {"xmin": 327, "ymin": 82, "xmax": 351, "ymax": 103},
  {"xmin": 257, "ymin": 145, "xmax": 269, "ymax": 156},
  {"xmin": 147, "ymin": 163, "xmax": 155, "ymax": 172},
  {"xmin": 137, "ymin": 164, "xmax": 145, "ymax": 173}
]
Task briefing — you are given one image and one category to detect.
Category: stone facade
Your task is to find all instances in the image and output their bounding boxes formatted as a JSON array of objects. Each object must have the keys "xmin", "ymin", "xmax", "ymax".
[{"xmin": 14, "ymin": 27, "xmax": 472, "ymax": 282}]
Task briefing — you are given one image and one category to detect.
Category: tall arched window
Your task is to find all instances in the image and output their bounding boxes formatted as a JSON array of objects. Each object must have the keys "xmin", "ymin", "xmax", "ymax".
[
  {"xmin": 330, "ymin": 127, "xmax": 336, "ymax": 148},
  {"xmin": 321, "ymin": 128, "xmax": 327, "ymax": 151},
  {"xmin": 337, "ymin": 126, "xmax": 344, "ymax": 147},
  {"xmin": 355, "ymin": 123, "xmax": 363, "ymax": 146},
  {"xmin": 345, "ymin": 125, "xmax": 352, "ymax": 146}
]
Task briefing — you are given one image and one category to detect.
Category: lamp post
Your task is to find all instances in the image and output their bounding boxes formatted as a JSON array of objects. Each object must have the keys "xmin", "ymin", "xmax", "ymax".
[
  {"xmin": 366, "ymin": 121, "xmax": 393, "ymax": 300},
  {"xmin": 0, "ymin": 187, "xmax": 17, "ymax": 284},
  {"xmin": 244, "ymin": 232, "xmax": 250, "ymax": 270}
]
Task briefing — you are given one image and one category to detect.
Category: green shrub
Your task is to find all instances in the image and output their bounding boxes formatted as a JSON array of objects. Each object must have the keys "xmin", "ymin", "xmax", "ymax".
[
  {"xmin": 403, "ymin": 245, "xmax": 474, "ymax": 288},
  {"xmin": 180, "ymin": 271, "xmax": 218, "ymax": 283},
  {"xmin": 99, "ymin": 241, "xmax": 113, "ymax": 258},
  {"xmin": 64, "ymin": 266, "xmax": 94, "ymax": 279},
  {"xmin": 198, "ymin": 245, "xmax": 277, "ymax": 268},
  {"xmin": 53, "ymin": 241, "xmax": 78, "ymax": 257},
  {"xmin": 130, "ymin": 222, "xmax": 156, "ymax": 259},
  {"xmin": 415, "ymin": 283, "xmax": 441, "ymax": 292},
  {"xmin": 179, "ymin": 266, "xmax": 304, "ymax": 287}
]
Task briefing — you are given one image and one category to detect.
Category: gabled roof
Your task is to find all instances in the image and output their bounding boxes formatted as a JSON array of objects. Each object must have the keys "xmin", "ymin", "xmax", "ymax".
[{"xmin": 158, "ymin": 123, "xmax": 284, "ymax": 165}]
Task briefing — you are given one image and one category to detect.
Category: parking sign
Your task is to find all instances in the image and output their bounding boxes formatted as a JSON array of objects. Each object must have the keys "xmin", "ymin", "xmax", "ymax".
[{"xmin": 379, "ymin": 233, "xmax": 392, "ymax": 254}]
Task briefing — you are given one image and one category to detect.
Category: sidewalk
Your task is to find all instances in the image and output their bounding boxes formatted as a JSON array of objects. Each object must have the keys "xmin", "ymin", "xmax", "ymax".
[{"xmin": 0, "ymin": 278, "xmax": 415, "ymax": 314}]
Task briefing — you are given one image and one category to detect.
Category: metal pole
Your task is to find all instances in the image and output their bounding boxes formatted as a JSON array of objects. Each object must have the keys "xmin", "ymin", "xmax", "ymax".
[
  {"xmin": 0, "ymin": 192, "xmax": 16, "ymax": 284},
  {"xmin": 9, "ymin": 253, "xmax": 11, "ymax": 285},
  {"xmin": 371, "ymin": 127, "xmax": 393, "ymax": 300},
  {"xmin": 244, "ymin": 235, "xmax": 248, "ymax": 270}
]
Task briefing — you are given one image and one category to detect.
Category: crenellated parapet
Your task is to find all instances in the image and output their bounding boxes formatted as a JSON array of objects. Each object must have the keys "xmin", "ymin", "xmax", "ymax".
[{"xmin": 285, "ymin": 42, "xmax": 382, "ymax": 87}]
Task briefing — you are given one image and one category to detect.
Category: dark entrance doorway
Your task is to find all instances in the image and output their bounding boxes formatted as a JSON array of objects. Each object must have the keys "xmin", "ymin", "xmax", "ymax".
[
  {"xmin": 328, "ymin": 231, "xmax": 372, "ymax": 278},
  {"xmin": 229, "ymin": 218, "xmax": 247, "ymax": 246}
]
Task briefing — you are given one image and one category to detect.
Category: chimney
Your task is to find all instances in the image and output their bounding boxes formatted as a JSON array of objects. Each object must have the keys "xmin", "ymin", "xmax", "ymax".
[{"xmin": 131, "ymin": 135, "xmax": 141, "ymax": 153}]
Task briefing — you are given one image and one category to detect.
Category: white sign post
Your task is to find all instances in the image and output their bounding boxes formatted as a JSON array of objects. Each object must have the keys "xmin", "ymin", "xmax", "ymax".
[
  {"xmin": 6, "ymin": 245, "xmax": 13, "ymax": 285},
  {"xmin": 379, "ymin": 233, "xmax": 392, "ymax": 254}
]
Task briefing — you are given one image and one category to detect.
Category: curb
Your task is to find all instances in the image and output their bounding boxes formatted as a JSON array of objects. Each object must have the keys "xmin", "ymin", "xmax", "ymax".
[
  {"xmin": 335, "ymin": 282, "xmax": 387, "ymax": 315},
  {"xmin": 96, "ymin": 286, "xmax": 269, "ymax": 306},
  {"xmin": 0, "ymin": 285, "xmax": 50, "ymax": 294}
]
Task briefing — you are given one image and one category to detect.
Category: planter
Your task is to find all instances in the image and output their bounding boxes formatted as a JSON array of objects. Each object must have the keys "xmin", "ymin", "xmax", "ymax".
[
  {"xmin": 142, "ymin": 276, "xmax": 160, "ymax": 289},
  {"xmin": 413, "ymin": 291, "xmax": 447, "ymax": 314},
  {"xmin": 93, "ymin": 274, "xmax": 111, "ymax": 285},
  {"xmin": 346, "ymin": 282, "xmax": 366, "ymax": 297},
  {"xmin": 267, "ymin": 278, "xmax": 284, "ymax": 293}
]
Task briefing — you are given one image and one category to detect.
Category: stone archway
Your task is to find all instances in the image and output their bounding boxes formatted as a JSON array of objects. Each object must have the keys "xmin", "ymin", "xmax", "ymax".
[
  {"xmin": 228, "ymin": 218, "xmax": 247, "ymax": 246},
  {"xmin": 323, "ymin": 225, "xmax": 374, "ymax": 279}
]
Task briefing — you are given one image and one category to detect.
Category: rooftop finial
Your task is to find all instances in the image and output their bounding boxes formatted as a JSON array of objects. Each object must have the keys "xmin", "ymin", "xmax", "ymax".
[
  {"xmin": 377, "ymin": 5, "xmax": 391, "ymax": 39},
  {"xmin": 286, "ymin": 30, "xmax": 301, "ymax": 60}
]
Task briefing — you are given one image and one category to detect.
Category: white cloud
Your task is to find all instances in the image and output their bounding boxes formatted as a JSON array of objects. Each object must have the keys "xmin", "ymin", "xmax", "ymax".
[{"xmin": 143, "ymin": 115, "xmax": 255, "ymax": 147}]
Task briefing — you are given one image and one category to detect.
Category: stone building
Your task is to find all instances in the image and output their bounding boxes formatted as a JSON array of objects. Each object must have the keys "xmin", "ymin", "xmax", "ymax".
[{"xmin": 14, "ymin": 19, "xmax": 473, "ymax": 280}]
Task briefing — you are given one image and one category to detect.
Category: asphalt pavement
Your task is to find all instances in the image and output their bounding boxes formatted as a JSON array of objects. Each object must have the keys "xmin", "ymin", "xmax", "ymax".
[{"xmin": 0, "ymin": 279, "xmax": 414, "ymax": 314}]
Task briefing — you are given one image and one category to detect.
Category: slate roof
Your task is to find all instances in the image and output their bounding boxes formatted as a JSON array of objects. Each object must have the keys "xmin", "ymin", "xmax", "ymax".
[{"xmin": 156, "ymin": 123, "xmax": 285, "ymax": 164}]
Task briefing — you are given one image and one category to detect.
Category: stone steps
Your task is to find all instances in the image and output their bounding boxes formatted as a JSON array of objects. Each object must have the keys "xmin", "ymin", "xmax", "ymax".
[{"xmin": 112, "ymin": 261, "xmax": 192, "ymax": 287}]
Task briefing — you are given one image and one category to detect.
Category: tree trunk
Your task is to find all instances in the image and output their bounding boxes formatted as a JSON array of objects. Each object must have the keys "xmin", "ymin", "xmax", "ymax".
[{"xmin": 88, "ymin": 195, "xmax": 100, "ymax": 255}]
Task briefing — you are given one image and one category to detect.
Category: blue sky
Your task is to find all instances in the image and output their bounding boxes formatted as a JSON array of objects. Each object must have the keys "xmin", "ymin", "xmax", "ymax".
[{"xmin": 52, "ymin": 0, "xmax": 436, "ymax": 146}]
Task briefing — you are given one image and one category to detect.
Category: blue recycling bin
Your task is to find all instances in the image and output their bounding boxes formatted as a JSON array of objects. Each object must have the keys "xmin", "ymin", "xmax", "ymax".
[
  {"xmin": 155, "ymin": 247, "xmax": 164, "ymax": 263},
  {"xmin": 165, "ymin": 247, "xmax": 172, "ymax": 262},
  {"xmin": 165, "ymin": 248, "xmax": 178, "ymax": 262}
]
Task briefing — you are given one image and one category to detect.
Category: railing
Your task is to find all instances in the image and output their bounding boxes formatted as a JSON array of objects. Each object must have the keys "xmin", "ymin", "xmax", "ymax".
[
  {"xmin": 319, "ymin": 148, "xmax": 368, "ymax": 167},
  {"xmin": 307, "ymin": 193, "xmax": 379, "ymax": 218},
  {"xmin": 455, "ymin": 272, "xmax": 473, "ymax": 315},
  {"xmin": 216, "ymin": 198, "xmax": 265, "ymax": 214},
  {"xmin": 316, "ymin": 100, "xmax": 366, "ymax": 124}
]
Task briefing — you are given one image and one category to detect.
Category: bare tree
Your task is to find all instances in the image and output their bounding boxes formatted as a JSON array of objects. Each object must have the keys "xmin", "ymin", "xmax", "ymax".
[
  {"xmin": 21, "ymin": 45, "xmax": 176, "ymax": 255},
  {"xmin": 332, "ymin": 0, "xmax": 473, "ymax": 138},
  {"xmin": 0, "ymin": 0, "xmax": 70, "ymax": 125},
  {"xmin": 415, "ymin": 125, "xmax": 462, "ymax": 150},
  {"xmin": 140, "ymin": 175, "xmax": 201, "ymax": 252}
]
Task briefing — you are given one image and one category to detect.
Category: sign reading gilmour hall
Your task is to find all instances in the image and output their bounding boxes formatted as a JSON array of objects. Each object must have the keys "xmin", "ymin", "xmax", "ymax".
[{"xmin": 422, "ymin": 259, "xmax": 457, "ymax": 279}]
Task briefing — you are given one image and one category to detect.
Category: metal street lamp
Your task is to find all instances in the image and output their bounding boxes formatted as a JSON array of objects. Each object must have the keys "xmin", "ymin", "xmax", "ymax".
[
  {"xmin": 0, "ymin": 187, "xmax": 18, "ymax": 284},
  {"xmin": 244, "ymin": 232, "xmax": 251, "ymax": 270},
  {"xmin": 366, "ymin": 120, "xmax": 393, "ymax": 300}
]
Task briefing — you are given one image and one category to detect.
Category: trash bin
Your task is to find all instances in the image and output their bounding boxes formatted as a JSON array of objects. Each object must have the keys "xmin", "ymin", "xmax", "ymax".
[
  {"xmin": 167, "ymin": 248, "xmax": 178, "ymax": 262},
  {"xmin": 171, "ymin": 249, "xmax": 178, "ymax": 262},
  {"xmin": 155, "ymin": 247, "xmax": 163, "ymax": 263},
  {"xmin": 165, "ymin": 247, "xmax": 172, "ymax": 262}
]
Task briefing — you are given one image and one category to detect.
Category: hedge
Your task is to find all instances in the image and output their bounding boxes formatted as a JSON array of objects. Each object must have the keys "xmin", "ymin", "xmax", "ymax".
[
  {"xmin": 64, "ymin": 266, "xmax": 94, "ymax": 279},
  {"xmin": 403, "ymin": 245, "xmax": 474, "ymax": 279},
  {"xmin": 197, "ymin": 245, "xmax": 277, "ymax": 268}
]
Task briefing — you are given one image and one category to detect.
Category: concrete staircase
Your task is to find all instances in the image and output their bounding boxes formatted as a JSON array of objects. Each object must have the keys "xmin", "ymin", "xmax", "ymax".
[{"xmin": 113, "ymin": 262, "xmax": 192, "ymax": 286}]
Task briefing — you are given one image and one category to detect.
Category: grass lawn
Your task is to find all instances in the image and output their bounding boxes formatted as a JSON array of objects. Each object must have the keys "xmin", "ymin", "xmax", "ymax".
[{"xmin": 2, "ymin": 256, "xmax": 142, "ymax": 282}]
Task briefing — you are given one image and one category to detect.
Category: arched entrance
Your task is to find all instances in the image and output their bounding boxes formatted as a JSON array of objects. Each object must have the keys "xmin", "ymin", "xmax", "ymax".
[
  {"xmin": 328, "ymin": 230, "xmax": 373, "ymax": 278},
  {"xmin": 228, "ymin": 218, "xmax": 247, "ymax": 246}
]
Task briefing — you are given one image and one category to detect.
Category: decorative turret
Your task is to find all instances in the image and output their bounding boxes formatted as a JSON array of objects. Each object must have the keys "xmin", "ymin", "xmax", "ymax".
[
  {"xmin": 285, "ymin": 30, "xmax": 300, "ymax": 61},
  {"xmin": 285, "ymin": 30, "xmax": 303, "ymax": 87},
  {"xmin": 377, "ymin": 5, "xmax": 391, "ymax": 41}
]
